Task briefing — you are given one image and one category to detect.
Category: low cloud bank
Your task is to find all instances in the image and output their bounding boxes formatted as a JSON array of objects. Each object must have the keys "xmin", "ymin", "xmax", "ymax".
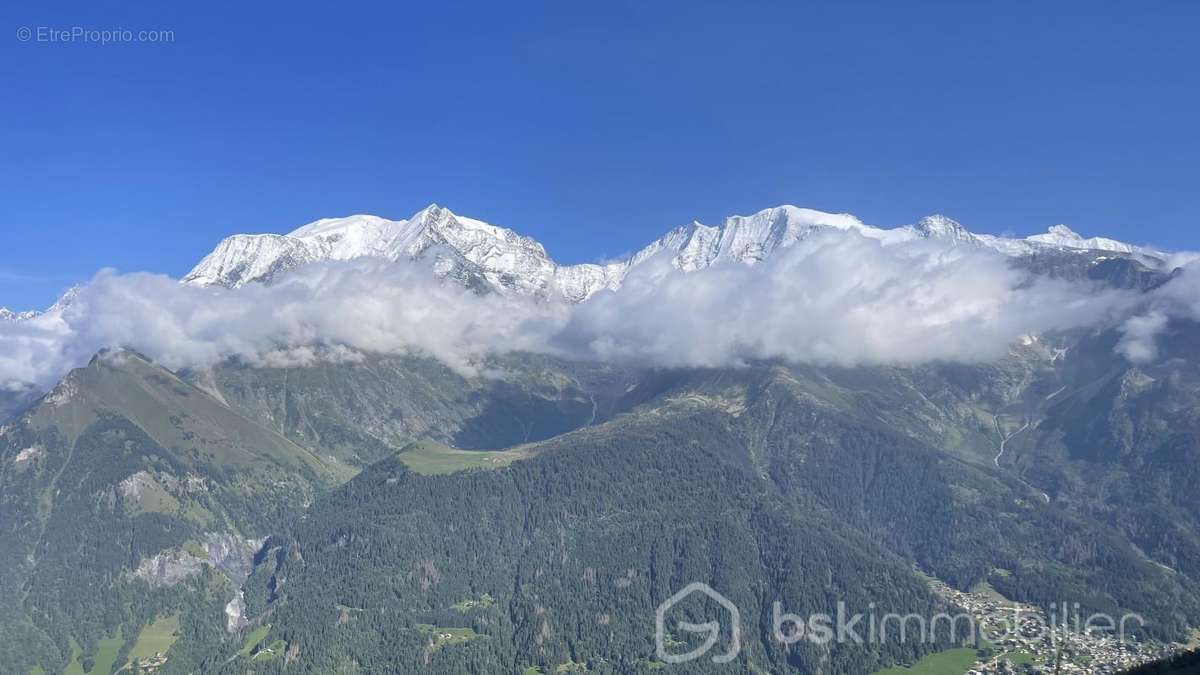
[
  {"xmin": 0, "ymin": 229, "xmax": 1186, "ymax": 391},
  {"xmin": 1, "ymin": 259, "xmax": 563, "ymax": 389},
  {"xmin": 558, "ymin": 233, "xmax": 1137, "ymax": 367},
  {"xmin": 1117, "ymin": 264, "xmax": 1200, "ymax": 362}
]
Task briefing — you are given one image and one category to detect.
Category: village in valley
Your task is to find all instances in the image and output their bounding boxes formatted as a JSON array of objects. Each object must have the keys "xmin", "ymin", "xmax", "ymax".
[{"xmin": 926, "ymin": 581, "xmax": 1188, "ymax": 674}]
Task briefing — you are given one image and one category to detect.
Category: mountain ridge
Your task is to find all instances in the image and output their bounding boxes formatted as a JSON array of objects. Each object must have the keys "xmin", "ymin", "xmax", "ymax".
[
  {"xmin": 181, "ymin": 203, "xmax": 1174, "ymax": 301},
  {"xmin": 0, "ymin": 205, "xmax": 1178, "ymax": 320}
]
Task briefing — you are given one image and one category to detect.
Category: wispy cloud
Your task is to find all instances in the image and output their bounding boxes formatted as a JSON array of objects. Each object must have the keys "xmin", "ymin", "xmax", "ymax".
[{"xmin": 1117, "ymin": 260, "xmax": 1200, "ymax": 362}]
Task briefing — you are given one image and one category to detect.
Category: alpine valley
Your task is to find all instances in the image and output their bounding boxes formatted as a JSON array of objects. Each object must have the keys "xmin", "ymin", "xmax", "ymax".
[{"xmin": 3, "ymin": 204, "xmax": 1200, "ymax": 675}]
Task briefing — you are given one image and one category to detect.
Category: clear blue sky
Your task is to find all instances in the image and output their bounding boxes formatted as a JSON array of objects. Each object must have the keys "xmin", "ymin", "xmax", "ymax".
[{"xmin": 2, "ymin": 0, "xmax": 1197, "ymax": 310}]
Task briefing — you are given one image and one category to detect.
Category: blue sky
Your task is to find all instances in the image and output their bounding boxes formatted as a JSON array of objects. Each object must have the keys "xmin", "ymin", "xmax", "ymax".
[{"xmin": 2, "ymin": 0, "xmax": 1198, "ymax": 310}]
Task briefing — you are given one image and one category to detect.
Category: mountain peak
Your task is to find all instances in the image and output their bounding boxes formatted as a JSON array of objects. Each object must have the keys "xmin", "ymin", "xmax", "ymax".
[
  {"xmin": 86, "ymin": 346, "xmax": 153, "ymax": 369},
  {"xmin": 737, "ymin": 205, "xmax": 867, "ymax": 231},
  {"xmin": 288, "ymin": 213, "xmax": 393, "ymax": 238},
  {"xmin": 408, "ymin": 202, "xmax": 451, "ymax": 226},
  {"xmin": 916, "ymin": 214, "xmax": 965, "ymax": 234},
  {"xmin": 914, "ymin": 214, "xmax": 974, "ymax": 242}
]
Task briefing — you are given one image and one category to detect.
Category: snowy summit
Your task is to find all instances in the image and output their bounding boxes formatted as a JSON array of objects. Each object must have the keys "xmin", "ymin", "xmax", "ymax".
[{"xmin": 181, "ymin": 204, "xmax": 1169, "ymax": 303}]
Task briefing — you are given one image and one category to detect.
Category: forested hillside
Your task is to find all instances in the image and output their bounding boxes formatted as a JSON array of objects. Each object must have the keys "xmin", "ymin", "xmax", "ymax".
[{"xmin": 4, "ymin": 330, "xmax": 1200, "ymax": 673}]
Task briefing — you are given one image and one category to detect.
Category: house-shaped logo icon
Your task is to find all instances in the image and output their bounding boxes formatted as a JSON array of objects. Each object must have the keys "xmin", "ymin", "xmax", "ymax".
[{"xmin": 655, "ymin": 582, "xmax": 741, "ymax": 664}]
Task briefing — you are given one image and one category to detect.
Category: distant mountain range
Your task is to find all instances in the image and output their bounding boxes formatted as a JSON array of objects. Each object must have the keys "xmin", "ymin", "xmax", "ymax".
[
  {"xmin": 180, "ymin": 204, "xmax": 1172, "ymax": 300},
  {"xmin": 0, "ymin": 205, "xmax": 1179, "ymax": 323}
]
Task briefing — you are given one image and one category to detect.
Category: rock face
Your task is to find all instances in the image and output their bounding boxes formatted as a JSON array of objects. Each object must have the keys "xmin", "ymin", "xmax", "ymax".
[
  {"xmin": 11, "ymin": 445, "xmax": 42, "ymax": 467},
  {"xmin": 224, "ymin": 592, "xmax": 248, "ymax": 632},
  {"xmin": 182, "ymin": 203, "xmax": 1172, "ymax": 302},
  {"xmin": 203, "ymin": 532, "xmax": 265, "ymax": 584},
  {"xmin": 129, "ymin": 532, "xmax": 265, "ymax": 634},
  {"xmin": 130, "ymin": 533, "xmax": 265, "ymax": 588},
  {"xmin": 130, "ymin": 549, "xmax": 207, "ymax": 587}
]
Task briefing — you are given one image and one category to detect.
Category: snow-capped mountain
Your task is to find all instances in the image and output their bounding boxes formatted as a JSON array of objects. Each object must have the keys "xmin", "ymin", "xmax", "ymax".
[
  {"xmin": 0, "ymin": 287, "xmax": 77, "ymax": 322},
  {"xmin": 184, "ymin": 204, "xmax": 1170, "ymax": 302},
  {"xmin": 184, "ymin": 205, "xmax": 627, "ymax": 302},
  {"xmin": 1026, "ymin": 224, "xmax": 1146, "ymax": 254}
]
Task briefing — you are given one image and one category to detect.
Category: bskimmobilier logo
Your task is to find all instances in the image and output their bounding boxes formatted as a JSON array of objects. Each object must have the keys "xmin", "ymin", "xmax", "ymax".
[
  {"xmin": 655, "ymin": 582, "xmax": 741, "ymax": 664},
  {"xmin": 655, "ymin": 581, "xmax": 1151, "ymax": 666}
]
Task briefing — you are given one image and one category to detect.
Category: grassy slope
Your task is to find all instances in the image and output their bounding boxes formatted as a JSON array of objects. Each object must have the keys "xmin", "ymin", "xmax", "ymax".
[
  {"xmin": 29, "ymin": 350, "xmax": 348, "ymax": 481},
  {"xmin": 398, "ymin": 439, "xmax": 531, "ymax": 475},
  {"xmin": 237, "ymin": 625, "xmax": 271, "ymax": 657},
  {"xmin": 872, "ymin": 648, "xmax": 979, "ymax": 675},
  {"xmin": 63, "ymin": 630, "xmax": 124, "ymax": 675},
  {"xmin": 125, "ymin": 613, "xmax": 182, "ymax": 664}
]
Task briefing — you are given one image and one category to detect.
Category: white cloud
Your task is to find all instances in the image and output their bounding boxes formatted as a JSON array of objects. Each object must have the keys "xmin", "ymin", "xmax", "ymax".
[
  {"xmin": 1117, "ymin": 311, "xmax": 1170, "ymax": 363},
  {"xmin": 0, "ymin": 259, "xmax": 562, "ymax": 389},
  {"xmin": 0, "ymin": 230, "xmax": 1167, "ymax": 392},
  {"xmin": 556, "ymin": 232, "xmax": 1136, "ymax": 367},
  {"xmin": 1115, "ymin": 260, "xmax": 1200, "ymax": 362},
  {"xmin": 1165, "ymin": 251, "xmax": 1200, "ymax": 270}
]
